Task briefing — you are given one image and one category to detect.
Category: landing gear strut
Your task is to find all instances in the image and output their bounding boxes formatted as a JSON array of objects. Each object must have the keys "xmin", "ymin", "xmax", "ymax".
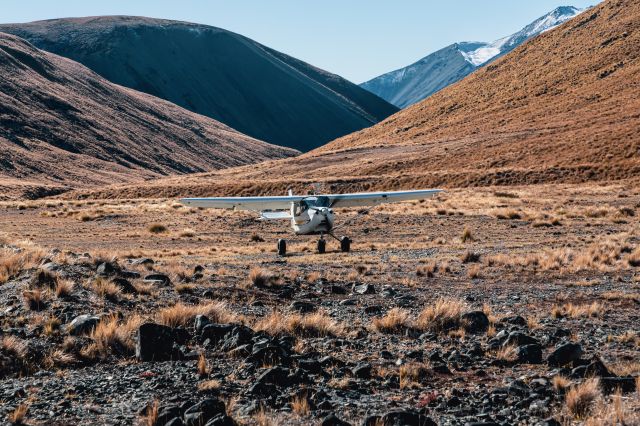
[
  {"xmin": 340, "ymin": 236, "xmax": 351, "ymax": 253},
  {"xmin": 277, "ymin": 239, "xmax": 287, "ymax": 256},
  {"xmin": 317, "ymin": 237, "xmax": 326, "ymax": 254}
]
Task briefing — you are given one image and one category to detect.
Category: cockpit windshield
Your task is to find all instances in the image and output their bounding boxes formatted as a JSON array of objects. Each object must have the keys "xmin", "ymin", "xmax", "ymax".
[{"xmin": 300, "ymin": 196, "xmax": 331, "ymax": 210}]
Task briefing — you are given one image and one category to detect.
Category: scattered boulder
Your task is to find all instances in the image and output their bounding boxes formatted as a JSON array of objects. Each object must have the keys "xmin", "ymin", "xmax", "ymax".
[
  {"xmin": 517, "ymin": 344, "xmax": 543, "ymax": 364},
  {"xmin": 111, "ymin": 277, "xmax": 137, "ymax": 294},
  {"xmin": 504, "ymin": 331, "xmax": 540, "ymax": 347},
  {"xmin": 289, "ymin": 301, "xmax": 316, "ymax": 313},
  {"xmin": 183, "ymin": 399, "xmax": 226, "ymax": 426},
  {"xmin": 352, "ymin": 362, "xmax": 372, "ymax": 379},
  {"xmin": 67, "ymin": 314, "xmax": 100, "ymax": 336},
  {"xmin": 461, "ymin": 311, "xmax": 489, "ymax": 334},
  {"xmin": 352, "ymin": 283, "xmax": 375, "ymax": 295},
  {"xmin": 600, "ymin": 376, "xmax": 636, "ymax": 394},
  {"xmin": 322, "ymin": 413, "xmax": 351, "ymax": 426},
  {"xmin": 96, "ymin": 262, "xmax": 119, "ymax": 277},
  {"xmin": 547, "ymin": 342, "xmax": 582, "ymax": 367},
  {"xmin": 136, "ymin": 322, "xmax": 184, "ymax": 362},
  {"xmin": 144, "ymin": 273, "xmax": 171, "ymax": 286}
]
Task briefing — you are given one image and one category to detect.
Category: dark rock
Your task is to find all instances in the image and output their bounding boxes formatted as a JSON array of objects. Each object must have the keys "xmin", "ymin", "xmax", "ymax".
[
  {"xmin": 601, "ymin": 376, "xmax": 636, "ymax": 394},
  {"xmin": 517, "ymin": 344, "xmax": 543, "ymax": 364},
  {"xmin": 432, "ymin": 363, "xmax": 451, "ymax": 374},
  {"xmin": 352, "ymin": 283, "xmax": 375, "ymax": 294},
  {"xmin": 322, "ymin": 413, "xmax": 351, "ymax": 426},
  {"xmin": 539, "ymin": 419, "xmax": 561, "ymax": 426},
  {"xmin": 461, "ymin": 311, "xmax": 489, "ymax": 334},
  {"xmin": 547, "ymin": 342, "xmax": 582, "ymax": 367},
  {"xmin": 255, "ymin": 366, "xmax": 290, "ymax": 387},
  {"xmin": 132, "ymin": 258, "xmax": 154, "ymax": 266},
  {"xmin": 289, "ymin": 301, "xmax": 316, "ymax": 313},
  {"xmin": 67, "ymin": 314, "xmax": 100, "ymax": 336},
  {"xmin": 298, "ymin": 359, "xmax": 323, "ymax": 374},
  {"xmin": 184, "ymin": 399, "xmax": 226, "ymax": 426},
  {"xmin": 157, "ymin": 406, "xmax": 181, "ymax": 425},
  {"xmin": 500, "ymin": 315, "xmax": 527, "ymax": 326},
  {"xmin": 340, "ymin": 299, "xmax": 357, "ymax": 306},
  {"xmin": 329, "ymin": 285, "xmax": 347, "ymax": 295},
  {"xmin": 144, "ymin": 273, "xmax": 171, "ymax": 285},
  {"xmin": 204, "ymin": 414, "xmax": 235, "ymax": 426},
  {"xmin": 136, "ymin": 322, "xmax": 183, "ymax": 362},
  {"xmin": 96, "ymin": 262, "xmax": 119, "ymax": 277},
  {"xmin": 352, "ymin": 362, "xmax": 372, "ymax": 379},
  {"xmin": 585, "ymin": 357, "xmax": 612, "ymax": 377},
  {"xmin": 165, "ymin": 418, "xmax": 185, "ymax": 426},
  {"xmin": 195, "ymin": 315, "xmax": 211, "ymax": 335},
  {"xmin": 111, "ymin": 277, "xmax": 137, "ymax": 294},
  {"xmin": 200, "ymin": 324, "xmax": 234, "ymax": 344},
  {"xmin": 378, "ymin": 410, "xmax": 436, "ymax": 426},
  {"xmin": 221, "ymin": 325, "xmax": 254, "ymax": 350},
  {"xmin": 505, "ymin": 331, "xmax": 540, "ymax": 347},
  {"xmin": 194, "ymin": 265, "xmax": 205, "ymax": 274},
  {"xmin": 364, "ymin": 305, "xmax": 383, "ymax": 315}
]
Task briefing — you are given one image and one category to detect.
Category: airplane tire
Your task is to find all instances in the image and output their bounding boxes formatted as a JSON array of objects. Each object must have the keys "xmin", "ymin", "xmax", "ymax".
[
  {"xmin": 340, "ymin": 236, "xmax": 351, "ymax": 253},
  {"xmin": 317, "ymin": 238, "xmax": 326, "ymax": 254},
  {"xmin": 277, "ymin": 239, "xmax": 287, "ymax": 256}
]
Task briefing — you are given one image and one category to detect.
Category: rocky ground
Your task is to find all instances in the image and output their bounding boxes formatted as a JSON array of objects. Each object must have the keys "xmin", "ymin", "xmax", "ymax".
[{"xmin": 1, "ymin": 184, "xmax": 639, "ymax": 425}]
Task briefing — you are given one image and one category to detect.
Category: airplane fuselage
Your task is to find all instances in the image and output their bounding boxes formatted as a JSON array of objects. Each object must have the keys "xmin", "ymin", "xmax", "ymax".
[{"xmin": 290, "ymin": 196, "xmax": 335, "ymax": 235}]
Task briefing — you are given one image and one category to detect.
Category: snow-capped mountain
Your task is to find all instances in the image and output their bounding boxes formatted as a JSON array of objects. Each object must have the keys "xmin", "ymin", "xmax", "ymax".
[{"xmin": 361, "ymin": 6, "xmax": 583, "ymax": 108}]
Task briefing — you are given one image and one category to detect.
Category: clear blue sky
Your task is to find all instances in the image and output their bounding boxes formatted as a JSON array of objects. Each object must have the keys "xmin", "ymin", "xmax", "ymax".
[{"xmin": 2, "ymin": 0, "xmax": 600, "ymax": 83}]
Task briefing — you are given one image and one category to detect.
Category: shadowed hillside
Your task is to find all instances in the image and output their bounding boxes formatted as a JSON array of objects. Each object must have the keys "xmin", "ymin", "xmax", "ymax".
[
  {"xmin": 0, "ymin": 16, "xmax": 399, "ymax": 151},
  {"xmin": 0, "ymin": 32, "xmax": 297, "ymax": 199},
  {"xmin": 74, "ymin": 0, "xmax": 640, "ymax": 199}
]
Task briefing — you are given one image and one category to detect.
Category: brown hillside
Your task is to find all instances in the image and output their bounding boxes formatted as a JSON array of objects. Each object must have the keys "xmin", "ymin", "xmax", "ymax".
[
  {"xmin": 0, "ymin": 32, "xmax": 297, "ymax": 199},
  {"xmin": 68, "ymin": 0, "xmax": 640, "ymax": 200}
]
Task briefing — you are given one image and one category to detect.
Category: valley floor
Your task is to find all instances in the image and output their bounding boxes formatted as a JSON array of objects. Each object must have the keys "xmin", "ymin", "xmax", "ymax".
[{"xmin": 1, "ymin": 183, "xmax": 639, "ymax": 425}]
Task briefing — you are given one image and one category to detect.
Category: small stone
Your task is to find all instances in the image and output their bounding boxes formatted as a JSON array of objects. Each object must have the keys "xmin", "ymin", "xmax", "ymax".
[
  {"xmin": 144, "ymin": 273, "xmax": 171, "ymax": 285},
  {"xmin": 351, "ymin": 362, "xmax": 372, "ymax": 379},
  {"xmin": 67, "ymin": 314, "xmax": 100, "ymax": 336},
  {"xmin": 352, "ymin": 283, "xmax": 375, "ymax": 295},
  {"xmin": 289, "ymin": 301, "xmax": 316, "ymax": 313},
  {"xmin": 321, "ymin": 413, "xmax": 351, "ymax": 426},
  {"xmin": 461, "ymin": 311, "xmax": 489, "ymax": 334}
]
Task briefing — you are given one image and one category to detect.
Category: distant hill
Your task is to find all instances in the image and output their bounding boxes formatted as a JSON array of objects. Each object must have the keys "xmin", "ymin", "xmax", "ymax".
[
  {"xmin": 361, "ymin": 6, "xmax": 583, "ymax": 108},
  {"xmin": 0, "ymin": 16, "xmax": 398, "ymax": 152},
  {"xmin": 0, "ymin": 32, "xmax": 297, "ymax": 199},
  {"xmin": 76, "ymin": 0, "xmax": 640, "ymax": 199}
]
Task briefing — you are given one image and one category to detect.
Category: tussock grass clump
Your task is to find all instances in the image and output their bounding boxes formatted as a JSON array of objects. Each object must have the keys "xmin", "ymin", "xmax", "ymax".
[
  {"xmin": 254, "ymin": 311, "xmax": 343, "ymax": 337},
  {"xmin": 493, "ymin": 345, "xmax": 518, "ymax": 362},
  {"xmin": 0, "ymin": 244, "xmax": 45, "ymax": 284},
  {"xmin": 415, "ymin": 298, "xmax": 467, "ymax": 333},
  {"xmin": 147, "ymin": 223, "xmax": 168, "ymax": 234},
  {"xmin": 250, "ymin": 233, "xmax": 265, "ymax": 242},
  {"xmin": 54, "ymin": 280, "xmax": 74, "ymax": 298},
  {"xmin": 91, "ymin": 278, "xmax": 122, "ymax": 302},
  {"xmin": 248, "ymin": 267, "xmax": 274, "ymax": 288},
  {"xmin": 551, "ymin": 302, "xmax": 604, "ymax": 319},
  {"xmin": 140, "ymin": 400, "xmax": 159, "ymax": 426},
  {"xmin": 372, "ymin": 308, "xmax": 411, "ymax": 333},
  {"xmin": 461, "ymin": 250, "xmax": 481, "ymax": 264},
  {"xmin": 416, "ymin": 261, "xmax": 437, "ymax": 278},
  {"xmin": 1, "ymin": 335, "xmax": 28, "ymax": 359},
  {"xmin": 8, "ymin": 404, "xmax": 28, "ymax": 425},
  {"xmin": 461, "ymin": 226, "xmax": 474, "ymax": 243},
  {"xmin": 156, "ymin": 302, "xmax": 235, "ymax": 328},
  {"xmin": 197, "ymin": 353, "xmax": 209, "ymax": 377},
  {"xmin": 88, "ymin": 314, "xmax": 144, "ymax": 358},
  {"xmin": 566, "ymin": 378, "xmax": 601, "ymax": 419},
  {"xmin": 30, "ymin": 268, "xmax": 58, "ymax": 289},
  {"xmin": 628, "ymin": 248, "xmax": 640, "ymax": 267},
  {"xmin": 291, "ymin": 394, "xmax": 310, "ymax": 416},
  {"xmin": 23, "ymin": 289, "xmax": 46, "ymax": 311},
  {"xmin": 399, "ymin": 363, "xmax": 430, "ymax": 389},
  {"xmin": 467, "ymin": 264, "xmax": 482, "ymax": 279},
  {"xmin": 552, "ymin": 375, "xmax": 571, "ymax": 393},
  {"xmin": 178, "ymin": 229, "xmax": 196, "ymax": 238}
]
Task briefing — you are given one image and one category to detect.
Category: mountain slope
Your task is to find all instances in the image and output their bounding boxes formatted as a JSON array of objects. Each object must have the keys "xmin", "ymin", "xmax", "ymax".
[
  {"xmin": 362, "ymin": 6, "xmax": 582, "ymax": 108},
  {"xmin": 0, "ymin": 17, "xmax": 398, "ymax": 152},
  {"xmin": 77, "ymin": 0, "xmax": 640, "ymax": 199},
  {"xmin": 0, "ymin": 32, "xmax": 296, "ymax": 198}
]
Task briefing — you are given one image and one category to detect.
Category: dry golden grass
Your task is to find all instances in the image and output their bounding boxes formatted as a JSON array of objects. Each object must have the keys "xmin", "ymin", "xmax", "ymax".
[
  {"xmin": 372, "ymin": 308, "xmax": 411, "ymax": 333},
  {"xmin": 415, "ymin": 298, "xmax": 466, "ymax": 333},
  {"xmin": 175, "ymin": 284, "xmax": 196, "ymax": 294},
  {"xmin": 197, "ymin": 353, "xmax": 209, "ymax": 377},
  {"xmin": 44, "ymin": 349, "xmax": 77, "ymax": 369},
  {"xmin": 156, "ymin": 302, "xmax": 235, "ymax": 328},
  {"xmin": 8, "ymin": 404, "xmax": 28, "ymax": 425},
  {"xmin": 627, "ymin": 248, "xmax": 640, "ymax": 267},
  {"xmin": 0, "ymin": 242, "xmax": 45, "ymax": 285},
  {"xmin": 88, "ymin": 314, "xmax": 144, "ymax": 358},
  {"xmin": 43, "ymin": 316, "xmax": 61, "ymax": 336},
  {"xmin": 178, "ymin": 228, "xmax": 196, "ymax": 238},
  {"xmin": 399, "ymin": 363, "xmax": 430, "ymax": 389},
  {"xmin": 254, "ymin": 311, "xmax": 343, "ymax": 337},
  {"xmin": 22, "ymin": 289, "xmax": 46, "ymax": 310},
  {"xmin": 461, "ymin": 226, "xmax": 474, "ymax": 243},
  {"xmin": 147, "ymin": 223, "xmax": 168, "ymax": 234},
  {"xmin": 141, "ymin": 400, "xmax": 159, "ymax": 426},
  {"xmin": 552, "ymin": 375, "xmax": 571, "ymax": 393},
  {"xmin": 493, "ymin": 345, "xmax": 518, "ymax": 363},
  {"xmin": 91, "ymin": 278, "xmax": 121, "ymax": 301},
  {"xmin": 416, "ymin": 261, "xmax": 437, "ymax": 278},
  {"xmin": 291, "ymin": 395, "xmax": 310, "ymax": 417},
  {"xmin": 466, "ymin": 264, "xmax": 482, "ymax": 279},
  {"xmin": 54, "ymin": 279, "xmax": 74, "ymax": 298},
  {"xmin": 601, "ymin": 291, "xmax": 640, "ymax": 302},
  {"xmin": 460, "ymin": 250, "xmax": 481, "ymax": 264},
  {"xmin": 551, "ymin": 302, "xmax": 604, "ymax": 319},
  {"xmin": 248, "ymin": 267, "xmax": 273, "ymax": 288},
  {"xmin": 1, "ymin": 335, "xmax": 28, "ymax": 358},
  {"xmin": 566, "ymin": 378, "xmax": 601, "ymax": 420},
  {"xmin": 198, "ymin": 379, "xmax": 221, "ymax": 392}
]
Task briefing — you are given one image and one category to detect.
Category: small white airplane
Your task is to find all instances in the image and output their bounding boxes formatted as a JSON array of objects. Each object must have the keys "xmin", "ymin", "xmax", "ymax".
[{"xmin": 180, "ymin": 189, "xmax": 442, "ymax": 255}]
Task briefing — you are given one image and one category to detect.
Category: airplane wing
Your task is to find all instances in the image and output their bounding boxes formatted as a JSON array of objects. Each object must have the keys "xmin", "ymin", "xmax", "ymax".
[
  {"xmin": 180, "ymin": 189, "xmax": 442, "ymax": 211},
  {"xmin": 180, "ymin": 196, "xmax": 304, "ymax": 211},
  {"xmin": 328, "ymin": 189, "xmax": 443, "ymax": 208}
]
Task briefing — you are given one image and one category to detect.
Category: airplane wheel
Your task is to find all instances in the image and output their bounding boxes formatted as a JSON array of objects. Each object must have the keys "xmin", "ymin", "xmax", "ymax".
[
  {"xmin": 340, "ymin": 236, "xmax": 351, "ymax": 253},
  {"xmin": 317, "ymin": 238, "xmax": 326, "ymax": 254},
  {"xmin": 277, "ymin": 239, "xmax": 287, "ymax": 256}
]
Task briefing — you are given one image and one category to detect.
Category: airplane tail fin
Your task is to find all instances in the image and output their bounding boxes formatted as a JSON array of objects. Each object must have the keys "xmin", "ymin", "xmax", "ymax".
[{"xmin": 288, "ymin": 188, "xmax": 293, "ymax": 196}]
